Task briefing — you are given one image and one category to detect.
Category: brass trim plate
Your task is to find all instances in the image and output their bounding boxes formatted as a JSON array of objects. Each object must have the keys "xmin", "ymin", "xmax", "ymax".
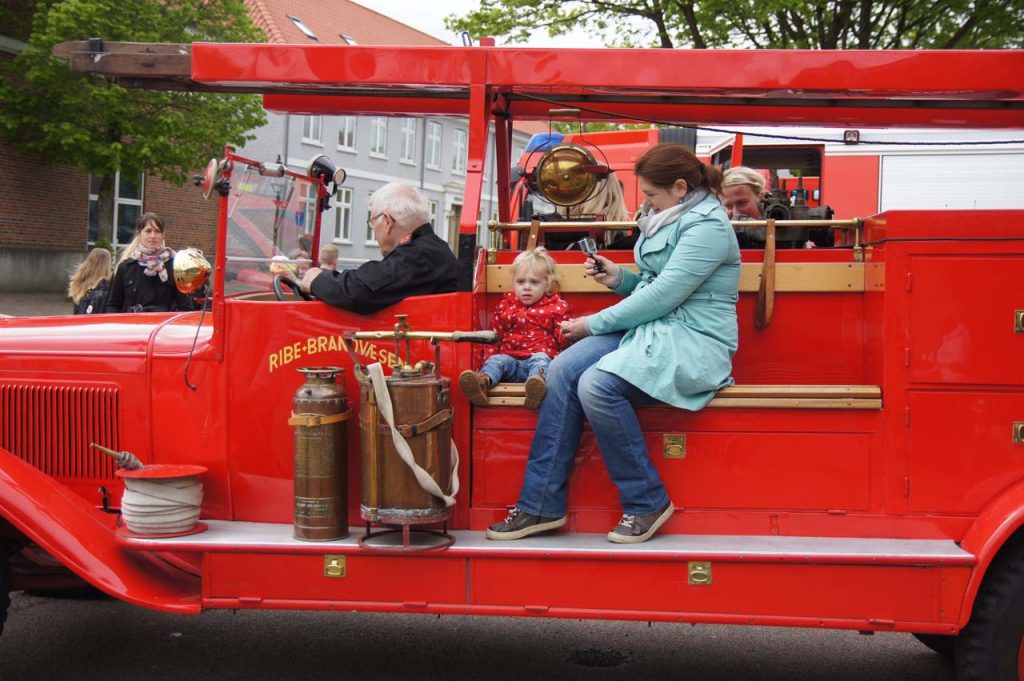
[
  {"xmin": 1014, "ymin": 422, "xmax": 1024, "ymax": 446},
  {"xmin": 1015, "ymin": 310, "xmax": 1024, "ymax": 334},
  {"xmin": 664, "ymin": 434, "xmax": 686, "ymax": 459},
  {"xmin": 688, "ymin": 561, "xmax": 712, "ymax": 585},
  {"xmin": 324, "ymin": 555, "xmax": 346, "ymax": 578}
]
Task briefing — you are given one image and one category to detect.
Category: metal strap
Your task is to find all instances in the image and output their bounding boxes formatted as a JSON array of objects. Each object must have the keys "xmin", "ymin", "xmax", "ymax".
[
  {"xmin": 396, "ymin": 408, "xmax": 453, "ymax": 438},
  {"xmin": 287, "ymin": 410, "xmax": 352, "ymax": 427}
]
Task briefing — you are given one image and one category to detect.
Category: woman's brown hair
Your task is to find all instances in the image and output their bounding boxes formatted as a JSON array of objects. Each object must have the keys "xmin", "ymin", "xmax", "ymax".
[
  {"xmin": 117, "ymin": 212, "xmax": 168, "ymax": 265},
  {"xmin": 635, "ymin": 143, "xmax": 720, "ymax": 195}
]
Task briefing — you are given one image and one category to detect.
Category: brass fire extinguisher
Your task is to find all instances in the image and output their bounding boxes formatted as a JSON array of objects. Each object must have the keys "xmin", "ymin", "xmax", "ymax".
[{"xmin": 289, "ymin": 366, "xmax": 350, "ymax": 541}]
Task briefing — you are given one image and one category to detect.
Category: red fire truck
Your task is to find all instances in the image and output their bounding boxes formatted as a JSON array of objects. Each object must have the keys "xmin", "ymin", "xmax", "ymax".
[{"xmin": 2, "ymin": 43, "xmax": 1023, "ymax": 681}]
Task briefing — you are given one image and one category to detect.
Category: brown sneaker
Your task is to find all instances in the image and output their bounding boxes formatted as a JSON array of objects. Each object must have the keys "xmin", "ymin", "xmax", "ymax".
[
  {"xmin": 607, "ymin": 501, "xmax": 675, "ymax": 544},
  {"xmin": 486, "ymin": 507, "xmax": 566, "ymax": 540},
  {"xmin": 459, "ymin": 370, "xmax": 490, "ymax": 406},
  {"xmin": 523, "ymin": 374, "xmax": 547, "ymax": 409}
]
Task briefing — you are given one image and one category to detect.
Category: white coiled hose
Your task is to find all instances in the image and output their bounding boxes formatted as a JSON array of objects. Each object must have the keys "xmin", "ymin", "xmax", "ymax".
[{"xmin": 120, "ymin": 477, "xmax": 203, "ymax": 534}]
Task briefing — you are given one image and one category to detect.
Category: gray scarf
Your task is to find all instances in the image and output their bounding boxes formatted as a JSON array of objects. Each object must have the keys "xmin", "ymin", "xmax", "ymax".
[{"xmin": 636, "ymin": 187, "xmax": 710, "ymax": 238}]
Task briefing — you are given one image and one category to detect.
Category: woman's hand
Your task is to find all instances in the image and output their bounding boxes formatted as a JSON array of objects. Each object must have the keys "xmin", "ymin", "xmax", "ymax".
[
  {"xmin": 560, "ymin": 316, "xmax": 592, "ymax": 344},
  {"xmin": 585, "ymin": 255, "xmax": 620, "ymax": 288}
]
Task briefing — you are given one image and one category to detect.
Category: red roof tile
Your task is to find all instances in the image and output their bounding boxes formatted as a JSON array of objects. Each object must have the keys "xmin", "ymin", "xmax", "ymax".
[{"xmin": 244, "ymin": 0, "xmax": 447, "ymax": 46}]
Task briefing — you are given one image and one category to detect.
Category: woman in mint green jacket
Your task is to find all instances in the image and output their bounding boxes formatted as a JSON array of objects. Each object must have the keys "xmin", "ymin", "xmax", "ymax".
[{"xmin": 488, "ymin": 144, "xmax": 740, "ymax": 545}]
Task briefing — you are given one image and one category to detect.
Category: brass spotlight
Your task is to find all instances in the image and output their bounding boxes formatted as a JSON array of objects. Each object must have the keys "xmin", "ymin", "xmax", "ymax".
[
  {"xmin": 533, "ymin": 143, "xmax": 602, "ymax": 207},
  {"xmin": 174, "ymin": 248, "xmax": 211, "ymax": 294}
]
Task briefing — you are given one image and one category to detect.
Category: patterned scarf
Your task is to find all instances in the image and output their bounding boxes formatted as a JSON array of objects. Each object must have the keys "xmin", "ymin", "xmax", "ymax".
[
  {"xmin": 636, "ymin": 188, "xmax": 710, "ymax": 238},
  {"xmin": 132, "ymin": 243, "xmax": 175, "ymax": 283}
]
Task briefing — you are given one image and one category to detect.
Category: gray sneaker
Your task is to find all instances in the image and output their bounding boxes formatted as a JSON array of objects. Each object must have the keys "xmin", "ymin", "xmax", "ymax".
[
  {"xmin": 607, "ymin": 501, "xmax": 675, "ymax": 544},
  {"xmin": 486, "ymin": 507, "xmax": 566, "ymax": 540}
]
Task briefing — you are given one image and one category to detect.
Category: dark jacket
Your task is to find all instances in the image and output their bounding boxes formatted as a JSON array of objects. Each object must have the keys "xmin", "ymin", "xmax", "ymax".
[
  {"xmin": 73, "ymin": 279, "xmax": 110, "ymax": 315},
  {"xmin": 310, "ymin": 224, "xmax": 458, "ymax": 315},
  {"xmin": 105, "ymin": 257, "xmax": 195, "ymax": 313}
]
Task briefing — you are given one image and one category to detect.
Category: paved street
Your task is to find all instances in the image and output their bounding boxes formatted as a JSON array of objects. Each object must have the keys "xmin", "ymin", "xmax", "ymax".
[
  {"xmin": 0, "ymin": 591, "xmax": 955, "ymax": 681},
  {"xmin": 0, "ymin": 292, "xmax": 70, "ymax": 318}
]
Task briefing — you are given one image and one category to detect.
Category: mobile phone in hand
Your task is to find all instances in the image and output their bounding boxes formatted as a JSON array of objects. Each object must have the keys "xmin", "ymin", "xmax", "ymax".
[{"xmin": 576, "ymin": 236, "xmax": 605, "ymax": 273}]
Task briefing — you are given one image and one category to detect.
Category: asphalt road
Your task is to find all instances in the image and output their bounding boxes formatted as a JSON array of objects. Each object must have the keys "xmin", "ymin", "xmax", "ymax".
[{"xmin": 0, "ymin": 591, "xmax": 956, "ymax": 681}]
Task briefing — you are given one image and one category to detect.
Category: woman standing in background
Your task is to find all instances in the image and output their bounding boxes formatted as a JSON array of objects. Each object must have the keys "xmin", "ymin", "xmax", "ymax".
[{"xmin": 68, "ymin": 247, "xmax": 113, "ymax": 314}]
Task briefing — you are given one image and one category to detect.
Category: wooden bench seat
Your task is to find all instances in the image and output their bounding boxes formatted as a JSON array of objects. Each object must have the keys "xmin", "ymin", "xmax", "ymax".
[{"xmin": 484, "ymin": 384, "xmax": 882, "ymax": 409}]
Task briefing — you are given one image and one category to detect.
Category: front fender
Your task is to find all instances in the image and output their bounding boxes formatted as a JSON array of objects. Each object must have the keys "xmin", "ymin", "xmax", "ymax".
[
  {"xmin": 0, "ymin": 446, "xmax": 200, "ymax": 614},
  {"xmin": 956, "ymin": 477, "xmax": 1024, "ymax": 628}
]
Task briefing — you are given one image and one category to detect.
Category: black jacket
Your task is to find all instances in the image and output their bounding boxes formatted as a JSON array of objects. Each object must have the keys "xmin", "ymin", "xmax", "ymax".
[
  {"xmin": 73, "ymin": 279, "xmax": 110, "ymax": 315},
  {"xmin": 105, "ymin": 257, "xmax": 195, "ymax": 313},
  {"xmin": 311, "ymin": 224, "xmax": 458, "ymax": 315}
]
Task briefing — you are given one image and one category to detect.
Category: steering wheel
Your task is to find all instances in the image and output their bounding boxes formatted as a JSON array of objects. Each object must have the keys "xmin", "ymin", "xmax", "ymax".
[{"xmin": 272, "ymin": 273, "xmax": 313, "ymax": 302}]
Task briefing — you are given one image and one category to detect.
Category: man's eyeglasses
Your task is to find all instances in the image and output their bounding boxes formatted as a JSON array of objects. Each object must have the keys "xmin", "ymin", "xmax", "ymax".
[{"xmin": 367, "ymin": 212, "xmax": 386, "ymax": 229}]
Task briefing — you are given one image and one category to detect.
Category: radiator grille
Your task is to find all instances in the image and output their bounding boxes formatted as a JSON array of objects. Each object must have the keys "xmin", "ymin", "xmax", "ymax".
[{"xmin": 0, "ymin": 383, "xmax": 119, "ymax": 480}]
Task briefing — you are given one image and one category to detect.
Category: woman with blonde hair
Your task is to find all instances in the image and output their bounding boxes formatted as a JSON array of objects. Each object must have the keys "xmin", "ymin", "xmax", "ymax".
[
  {"xmin": 567, "ymin": 173, "xmax": 630, "ymax": 222},
  {"xmin": 68, "ymin": 247, "xmax": 113, "ymax": 314},
  {"xmin": 106, "ymin": 212, "xmax": 194, "ymax": 313}
]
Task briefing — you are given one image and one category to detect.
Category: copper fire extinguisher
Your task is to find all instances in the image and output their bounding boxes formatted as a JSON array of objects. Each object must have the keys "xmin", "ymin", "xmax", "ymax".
[{"xmin": 289, "ymin": 366, "xmax": 350, "ymax": 541}]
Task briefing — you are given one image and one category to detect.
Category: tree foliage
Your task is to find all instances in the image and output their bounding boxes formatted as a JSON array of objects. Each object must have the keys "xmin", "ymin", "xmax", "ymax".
[
  {"xmin": 446, "ymin": 0, "xmax": 1024, "ymax": 49},
  {"xmin": 0, "ymin": 0, "xmax": 267, "ymax": 232}
]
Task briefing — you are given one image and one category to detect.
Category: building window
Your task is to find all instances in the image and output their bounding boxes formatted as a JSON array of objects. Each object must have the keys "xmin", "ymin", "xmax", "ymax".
[
  {"xmin": 399, "ymin": 119, "xmax": 416, "ymax": 164},
  {"xmin": 288, "ymin": 15, "xmax": 318, "ymax": 40},
  {"xmin": 340, "ymin": 34, "xmax": 357, "ymax": 44},
  {"xmin": 370, "ymin": 117, "xmax": 387, "ymax": 157},
  {"xmin": 334, "ymin": 187, "xmax": 352, "ymax": 242},
  {"xmin": 300, "ymin": 184, "xmax": 318, "ymax": 243},
  {"xmin": 452, "ymin": 128, "xmax": 467, "ymax": 174},
  {"xmin": 302, "ymin": 116, "xmax": 322, "ymax": 145},
  {"xmin": 336, "ymin": 117, "xmax": 356, "ymax": 151},
  {"xmin": 88, "ymin": 171, "xmax": 144, "ymax": 248},
  {"xmin": 426, "ymin": 122, "xmax": 442, "ymax": 170},
  {"xmin": 428, "ymin": 200, "xmax": 439, "ymax": 233},
  {"xmin": 365, "ymin": 192, "xmax": 377, "ymax": 244}
]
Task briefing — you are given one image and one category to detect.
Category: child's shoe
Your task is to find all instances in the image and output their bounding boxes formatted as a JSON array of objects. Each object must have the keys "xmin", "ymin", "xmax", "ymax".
[
  {"xmin": 524, "ymin": 374, "xmax": 547, "ymax": 410},
  {"xmin": 459, "ymin": 370, "xmax": 491, "ymax": 406}
]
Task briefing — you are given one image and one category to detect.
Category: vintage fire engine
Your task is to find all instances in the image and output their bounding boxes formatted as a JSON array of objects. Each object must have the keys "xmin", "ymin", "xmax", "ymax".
[{"xmin": 1, "ymin": 42, "xmax": 1023, "ymax": 680}]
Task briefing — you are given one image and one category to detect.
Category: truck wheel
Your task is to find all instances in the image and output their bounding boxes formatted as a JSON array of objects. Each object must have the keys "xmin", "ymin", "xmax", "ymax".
[
  {"xmin": 0, "ymin": 558, "xmax": 8, "ymax": 638},
  {"xmin": 956, "ymin": 543, "xmax": 1024, "ymax": 681},
  {"xmin": 913, "ymin": 633, "xmax": 955, "ymax": 662}
]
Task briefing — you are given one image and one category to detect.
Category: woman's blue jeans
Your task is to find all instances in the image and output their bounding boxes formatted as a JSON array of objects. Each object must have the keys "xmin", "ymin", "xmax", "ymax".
[{"xmin": 516, "ymin": 333, "xmax": 671, "ymax": 517}]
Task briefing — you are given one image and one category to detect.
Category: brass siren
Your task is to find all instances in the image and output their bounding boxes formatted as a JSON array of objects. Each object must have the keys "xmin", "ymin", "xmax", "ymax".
[
  {"xmin": 174, "ymin": 247, "xmax": 211, "ymax": 294},
  {"xmin": 533, "ymin": 143, "xmax": 607, "ymax": 207}
]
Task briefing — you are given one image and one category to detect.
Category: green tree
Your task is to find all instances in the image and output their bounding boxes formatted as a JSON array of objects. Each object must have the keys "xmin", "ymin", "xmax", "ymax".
[
  {"xmin": 446, "ymin": 0, "xmax": 1024, "ymax": 49},
  {"xmin": 0, "ymin": 0, "xmax": 267, "ymax": 242}
]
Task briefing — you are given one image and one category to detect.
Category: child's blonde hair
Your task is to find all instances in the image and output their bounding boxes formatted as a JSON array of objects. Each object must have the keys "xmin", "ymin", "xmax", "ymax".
[
  {"xmin": 68, "ymin": 247, "xmax": 112, "ymax": 304},
  {"xmin": 319, "ymin": 244, "xmax": 339, "ymax": 268},
  {"xmin": 510, "ymin": 247, "xmax": 560, "ymax": 293}
]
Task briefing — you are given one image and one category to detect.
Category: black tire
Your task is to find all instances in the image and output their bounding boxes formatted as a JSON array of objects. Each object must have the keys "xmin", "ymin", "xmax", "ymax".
[
  {"xmin": 956, "ymin": 541, "xmax": 1024, "ymax": 680},
  {"xmin": 0, "ymin": 556, "xmax": 8, "ymax": 638},
  {"xmin": 913, "ymin": 633, "xmax": 955, "ymax": 662}
]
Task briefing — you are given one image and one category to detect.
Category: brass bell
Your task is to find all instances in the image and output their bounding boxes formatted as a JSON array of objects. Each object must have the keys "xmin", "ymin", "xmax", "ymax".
[
  {"xmin": 174, "ymin": 247, "xmax": 212, "ymax": 294},
  {"xmin": 534, "ymin": 143, "xmax": 599, "ymax": 207}
]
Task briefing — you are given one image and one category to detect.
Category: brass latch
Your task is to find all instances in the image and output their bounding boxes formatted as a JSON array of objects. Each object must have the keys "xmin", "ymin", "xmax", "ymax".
[
  {"xmin": 663, "ymin": 434, "xmax": 686, "ymax": 458},
  {"xmin": 1015, "ymin": 310, "xmax": 1024, "ymax": 334},
  {"xmin": 1014, "ymin": 422, "xmax": 1024, "ymax": 446},
  {"xmin": 688, "ymin": 561, "xmax": 712, "ymax": 585},
  {"xmin": 324, "ymin": 555, "xmax": 346, "ymax": 578}
]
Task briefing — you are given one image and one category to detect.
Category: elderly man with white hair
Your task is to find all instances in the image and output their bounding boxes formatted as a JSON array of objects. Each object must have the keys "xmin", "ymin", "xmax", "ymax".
[{"xmin": 300, "ymin": 182, "xmax": 458, "ymax": 314}]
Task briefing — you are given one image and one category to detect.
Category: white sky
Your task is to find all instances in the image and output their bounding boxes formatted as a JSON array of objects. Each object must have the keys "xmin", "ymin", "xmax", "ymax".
[{"xmin": 349, "ymin": 0, "xmax": 607, "ymax": 47}]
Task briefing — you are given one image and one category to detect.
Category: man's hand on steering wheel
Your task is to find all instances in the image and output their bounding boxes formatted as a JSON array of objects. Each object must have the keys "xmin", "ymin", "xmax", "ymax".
[{"xmin": 272, "ymin": 273, "xmax": 313, "ymax": 301}]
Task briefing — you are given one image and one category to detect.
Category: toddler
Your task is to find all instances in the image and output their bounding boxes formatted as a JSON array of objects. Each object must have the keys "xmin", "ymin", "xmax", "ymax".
[{"xmin": 460, "ymin": 248, "xmax": 573, "ymax": 409}]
